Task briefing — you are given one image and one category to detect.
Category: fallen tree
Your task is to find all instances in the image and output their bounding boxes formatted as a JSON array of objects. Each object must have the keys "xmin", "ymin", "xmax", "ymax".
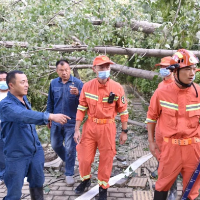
[
  {"xmin": 2, "ymin": 41, "xmax": 200, "ymax": 58},
  {"xmin": 57, "ymin": 10, "xmax": 162, "ymax": 34},
  {"xmin": 50, "ymin": 64, "xmax": 159, "ymax": 80}
]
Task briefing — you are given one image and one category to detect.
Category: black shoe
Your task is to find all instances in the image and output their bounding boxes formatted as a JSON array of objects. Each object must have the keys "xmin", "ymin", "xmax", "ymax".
[
  {"xmin": 74, "ymin": 179, "xmax": 91, "ymax": 195},
  {"xmin": 98, "ymin": 187, "xmax": 107, "ymax": 200},
  {"xmin": 29, "ymin": 187, "xmax": 44, "ymax": 200},
  {"xmin": 154, "ymin": 190, "xmax": 168, "ymax": 200}
]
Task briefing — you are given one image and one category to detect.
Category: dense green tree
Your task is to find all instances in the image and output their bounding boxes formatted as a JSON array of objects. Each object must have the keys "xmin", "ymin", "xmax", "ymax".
[{"xmin": 0, "ymin": 0, "xmax": 199, "ymax": 110}]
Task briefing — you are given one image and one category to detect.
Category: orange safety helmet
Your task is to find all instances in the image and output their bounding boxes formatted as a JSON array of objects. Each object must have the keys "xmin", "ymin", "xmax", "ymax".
[
  {"xmin": 170, "ymin": 49, "xmax": 199, "ymax": 68},
  {"xmin": 155, "ymin": 56, "xmax": 172, "ymax": 67}
]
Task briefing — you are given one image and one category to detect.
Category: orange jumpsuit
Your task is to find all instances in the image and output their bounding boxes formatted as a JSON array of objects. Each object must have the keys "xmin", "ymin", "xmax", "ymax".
[
  {"xmin": 146, "ymin": 82, "xmax": 200, "ymax": 200},
  {"xmin": 76, "ymin": 78, "xmax": 128, "ymax": 189},
  {"xmin": 156, "ymin": 78, "xmax": 174, "ymax": 158}
]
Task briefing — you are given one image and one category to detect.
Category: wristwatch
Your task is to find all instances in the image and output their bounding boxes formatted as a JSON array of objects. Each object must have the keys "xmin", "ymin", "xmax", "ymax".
[{"xmin": 122, "ymin": 129, "xmax": 128, "ymax": 134}]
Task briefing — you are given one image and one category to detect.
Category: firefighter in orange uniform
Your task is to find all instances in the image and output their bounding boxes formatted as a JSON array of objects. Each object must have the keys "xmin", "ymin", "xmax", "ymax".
[
  {"xmin": 155, "ymin": 56, "xmax": 174, "ymax": 156},
  {"xmin": 73, "ymin": 55, "xmax": 128, "ymax": 200},
  {"xmin": 146, "ymin": 49, "xmax": 200, "ymax": 200},
  {"xmin": 154, "ymin": 57, "xmax": 178, "ymax": 200}
]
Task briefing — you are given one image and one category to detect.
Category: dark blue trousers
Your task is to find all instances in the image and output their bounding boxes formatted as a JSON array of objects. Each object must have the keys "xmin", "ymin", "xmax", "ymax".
[
  {"xmin": 4, "ymin": 148, "xmax": 45, "ymax": 200},
  {"xmin": 51, "ymin": 124, "xmax": 76, "ymax": 176}
]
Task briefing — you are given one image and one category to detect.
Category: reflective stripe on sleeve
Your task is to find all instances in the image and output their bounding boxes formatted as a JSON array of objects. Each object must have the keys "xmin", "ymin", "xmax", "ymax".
[
  {"xmin": 145, "ymin": 118, "xmax": 157, "ymax": 123},
  {"xmin": 119, "ymin": 109, "xmax": 128, "ymax": 116},
  {"xmin": 77, "ymin": 105, "xmax": 88, "ymax": 111}
]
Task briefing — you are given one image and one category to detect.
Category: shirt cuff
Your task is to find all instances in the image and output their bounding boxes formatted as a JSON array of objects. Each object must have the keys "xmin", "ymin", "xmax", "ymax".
[
  {"xmin": 120, "ymin": 114, "xmax": 128, "ymax": 122},
  {"xmin": 44, "ymin": 111, "xmax": 50, "ymax": 124}
]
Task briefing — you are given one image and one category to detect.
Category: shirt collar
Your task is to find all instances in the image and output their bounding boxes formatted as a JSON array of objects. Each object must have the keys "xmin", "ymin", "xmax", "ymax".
[
  {"xmin": 163, "ymin": 78, "xmax": 174, "ymax": 84},
  {"xmin": 95, "ymin": 77, "xmax": 110, "ymax": 88},
  {"xmin": 172, "ymin": 81, "xmax": 190, "ymax": 93},
  {"xmin": 7, "ymin": 92, "xmax": 28, "ymax": 106},
  {"xmin": 58, "ymin": 75, "xmax": 73, "ymax": 83}
]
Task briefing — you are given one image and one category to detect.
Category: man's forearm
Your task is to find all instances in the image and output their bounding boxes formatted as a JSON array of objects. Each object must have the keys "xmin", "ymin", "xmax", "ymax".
[
  {"xmin": 122, "ymin": 121, "xmax": 127, "ymax": 130},
  {"xmin": 75, "ymin": 120, "xmax": 82, "ymax": 131},
  {"xmin": 147, "ymin": 123, "xmax": 156, "ymax": 142}
]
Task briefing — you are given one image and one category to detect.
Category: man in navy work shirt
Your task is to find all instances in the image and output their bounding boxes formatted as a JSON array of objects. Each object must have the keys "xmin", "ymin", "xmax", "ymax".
[
  {"xmin": 0, "ymin": 70, "xmax": 70, "ymax": 200},
  {"xmin": 47, "ymin": 59, "xmax": 83, "ymax": 186},
  {"xmin": 0, "ymin": 71, "xmax": 8, "ymax": 185}
]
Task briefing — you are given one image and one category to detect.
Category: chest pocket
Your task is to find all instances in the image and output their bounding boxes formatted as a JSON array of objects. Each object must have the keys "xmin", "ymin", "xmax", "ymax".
[
  {"xmin": 102, "ymin": 95, "xmax": 118, "ymax": 107},
  {"xmin": 187, "ymin": 110, "xmax": 200, "ymax": 128},
  {"xmin": 162, "ymin": 107, "xmax": 177, "ymax": 128},
  {"xmin": 87, "ymin": 99, "xmax": 97, "ymax": 115},
  {"xmin": 53, "ymin": 87, "xmax": 62, "ymax": 99},
  {"xmin": 67, "ymin": 83, "xmax": 77, "ymax": 99}
]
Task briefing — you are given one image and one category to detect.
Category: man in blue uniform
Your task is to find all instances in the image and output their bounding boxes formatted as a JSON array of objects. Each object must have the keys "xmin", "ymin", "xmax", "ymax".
[
  {"xmin": 0, "ymin": 70, "xmax": 70, "ymax": 200},
  {"xmin": 47, "ymin": 59, "xmax": 83, "ymax": 186},
  {"xmin": 0, "ymin": 71, "xmax": 8, "ymax": 185}
]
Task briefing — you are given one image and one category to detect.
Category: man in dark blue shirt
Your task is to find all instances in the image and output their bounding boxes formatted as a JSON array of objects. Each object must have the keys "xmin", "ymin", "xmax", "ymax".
[
  {"xmin": 0, "ymin": 70, "xmax": 70, "ymax": 200},
  {"xmin": 47, "ymin": 59, "xmax": 83, "ymax": 186},
  {"xmin": 0, "ymin": 71, "xmax": 8, "ymax": 186}
]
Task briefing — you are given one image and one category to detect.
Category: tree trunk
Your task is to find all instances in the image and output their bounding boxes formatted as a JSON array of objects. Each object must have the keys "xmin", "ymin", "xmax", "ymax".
[
  {"xmin": 87, "ymin": 20, "xmax": 161, "ymax": 34},
  {"xmin": 50, "ymin": 64, "xmax": 159, "ymax": 80},
  {"xmin": 3, "ymin": 41, "xmax": 200, "ymax": 58},
  {"xmin": 58, "ymin": 11, "xmax": 161, "ymax": 34},
  {"xmin": 73, "ymin": 68, "xmax": 80, "ymax": 79}
]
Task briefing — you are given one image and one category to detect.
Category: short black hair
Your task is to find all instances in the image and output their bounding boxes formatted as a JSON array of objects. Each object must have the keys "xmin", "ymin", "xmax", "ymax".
[
  {"xmin": 0, "ymin": 71, "xmax": 7, "ymax": 75},
  {"xmin": 6, "ymin": 70, "xmax": 24, "ymax": 89},
  {"xmin": 56, "ymin": 59, "xmax": 69, "ymax": 67}
]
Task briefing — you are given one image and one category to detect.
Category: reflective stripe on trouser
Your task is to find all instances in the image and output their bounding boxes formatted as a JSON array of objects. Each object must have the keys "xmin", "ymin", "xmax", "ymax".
[
  {"xmin": 80, "ymin": 174, "xmax": 91, "ymax": 181},
  {"xmin": 155, "ymin": 140, "xmax": 200, "ymax": 200},
  {"xmin": 76, "ymin": 120, "xmax": 116, "ymax": 189}
]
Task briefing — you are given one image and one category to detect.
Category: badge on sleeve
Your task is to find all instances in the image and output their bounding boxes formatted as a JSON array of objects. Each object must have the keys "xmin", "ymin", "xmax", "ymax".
[{"xmin": 121, "ymin": 96, "xmax": 125, "ymax": 104}]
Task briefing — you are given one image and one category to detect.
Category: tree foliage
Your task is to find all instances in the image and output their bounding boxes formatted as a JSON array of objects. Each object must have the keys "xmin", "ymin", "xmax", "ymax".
[{"xmin": 0, "ymin": 0, "xmax": 200, "ymax": 109}]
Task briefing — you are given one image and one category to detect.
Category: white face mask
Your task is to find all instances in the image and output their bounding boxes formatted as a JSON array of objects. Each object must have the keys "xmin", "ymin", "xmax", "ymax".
[
  {"xmin": 97, "ymin": 70, "xmax": 110, "ymax": 80},
  {"xmin": 0, "ymin": 81, "xmax": 8, "ymax": 90},
  {"xmin": 159, "ymin": 68, "xmax": 171, "ymax": 77}
]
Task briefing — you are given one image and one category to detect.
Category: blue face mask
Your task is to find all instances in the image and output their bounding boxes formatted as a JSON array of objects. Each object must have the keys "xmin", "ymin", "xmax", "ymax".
[
  {"xmin": 98, "ymin": 70, "xmax": 110, "ymax": 80},
  {"xmin": 0, "ymin": 81, "xmax": 8, "ymax": 91},
  {"xmin": 159, "ymin": 68, "xmax": 171, "ymax": 77}
]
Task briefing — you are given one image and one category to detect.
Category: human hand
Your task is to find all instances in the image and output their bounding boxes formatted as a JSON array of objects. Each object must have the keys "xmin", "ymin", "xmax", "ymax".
[
  {"xmin": 74, "ymin": 129, "xmax": 81, "ymax": 144},
  {"xmin": 49, "ymin": 114, "xmax": 71, "ymax": 125},
  {"xmin": 119, "ymin": 132, "xmax": 127, "ymax": 145},
  {"xmin": 70, "ymin": 86, "xmax": 79, "ymax": 95},
  {"xmin": 47, "ymin": 120, "xmax": 52, "ymax": 129},
  {"xmin": 148, "ymin": 141, "xmax": 160, "ymax": 160}
]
